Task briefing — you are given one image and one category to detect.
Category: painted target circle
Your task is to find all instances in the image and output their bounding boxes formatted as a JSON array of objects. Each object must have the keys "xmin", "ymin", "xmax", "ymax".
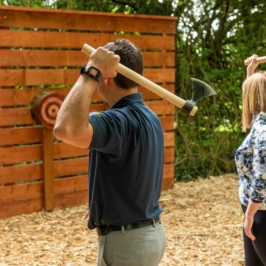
[{"xmin": 39, "ymin": 93, "xmax": 64, "ymax": 128}]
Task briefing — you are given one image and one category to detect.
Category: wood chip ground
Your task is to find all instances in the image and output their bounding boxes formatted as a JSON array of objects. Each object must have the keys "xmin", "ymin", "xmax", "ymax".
[{"xmin": 0, "ymin": 174, "xmax": 245, "ymax": 266}]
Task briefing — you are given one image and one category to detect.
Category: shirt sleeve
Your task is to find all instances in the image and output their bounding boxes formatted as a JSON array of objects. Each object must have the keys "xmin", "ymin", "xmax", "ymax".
[
  {"xmin": 89, "ymin": 111, "xmax": 128, "ymax": 157},
  {"xmin": 251, "ymin": 130, "xmax": 266, "ymax": 203}
]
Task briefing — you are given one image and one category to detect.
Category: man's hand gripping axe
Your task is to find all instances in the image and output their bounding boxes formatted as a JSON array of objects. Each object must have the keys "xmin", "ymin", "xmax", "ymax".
[{"xmin": 81, "ymin": 44, "xmax": 216, "ymax": 116}]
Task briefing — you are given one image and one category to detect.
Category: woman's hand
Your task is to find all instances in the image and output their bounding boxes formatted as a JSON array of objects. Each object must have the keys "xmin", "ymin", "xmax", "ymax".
[
  {"xmin": 244, "ymin": 54, "xmax": 259, "ymax": 77},
  {"xmin": 83, "ymin": 210, "xmax": 90, "ymax": 220},
  {"xmin": 244, "ymin": 215, "xmax": 255, "ymax": 241}
]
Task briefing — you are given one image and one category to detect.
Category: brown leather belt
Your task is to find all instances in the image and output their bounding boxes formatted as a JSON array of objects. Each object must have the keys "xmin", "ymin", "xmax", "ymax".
[{"xmin": 96, "ymin": 216, "xmax": 160, "ymax": 236}]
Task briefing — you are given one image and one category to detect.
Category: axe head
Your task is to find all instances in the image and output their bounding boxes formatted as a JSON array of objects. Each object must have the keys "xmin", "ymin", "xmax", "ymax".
[{"xmin": 181, "ymin": 78, "xmax": 217, "ymax": 115}]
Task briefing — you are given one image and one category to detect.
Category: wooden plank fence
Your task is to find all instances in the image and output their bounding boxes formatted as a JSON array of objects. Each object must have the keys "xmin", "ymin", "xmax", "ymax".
[{"xmin": 0, "ymin": 6, "xmax": 177, "ymax": 218}]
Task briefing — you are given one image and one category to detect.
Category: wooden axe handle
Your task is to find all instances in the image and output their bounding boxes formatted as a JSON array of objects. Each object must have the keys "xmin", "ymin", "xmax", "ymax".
[
  {"xmin": 81, "ymin": 44, "xmax": 198, "ymax": 116},
  {"xmin": 256, "ymin": 56, "xmax": 266, "ymax": 63},
  {"xmin": 244, "ymin": 56, "xmax": 266, "ymax": 66}
]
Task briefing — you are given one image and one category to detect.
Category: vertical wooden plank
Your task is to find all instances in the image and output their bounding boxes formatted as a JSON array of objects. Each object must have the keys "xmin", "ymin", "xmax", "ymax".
[{"xmin": 42, "ymin": 126, "xmax": 55, "ymax": 211}]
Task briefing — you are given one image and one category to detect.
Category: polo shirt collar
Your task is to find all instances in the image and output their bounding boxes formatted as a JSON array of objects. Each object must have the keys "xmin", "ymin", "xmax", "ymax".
[{"xmin": 112, "ymin": 93, "xmax": 143, "ymax": 109}]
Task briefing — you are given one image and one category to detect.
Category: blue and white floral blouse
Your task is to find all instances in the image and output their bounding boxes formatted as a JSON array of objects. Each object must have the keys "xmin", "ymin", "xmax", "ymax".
[{"xmin": 235, "ymin": 112, "xmax": 266, "ymax": 210}]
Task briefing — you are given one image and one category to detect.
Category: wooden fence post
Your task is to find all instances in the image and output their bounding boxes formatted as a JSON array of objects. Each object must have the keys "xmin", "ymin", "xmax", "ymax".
[
  {"xmin": 31, "ymin": 92, "xmax": 65, "ymax": 211},
  {"xmin": 42, "ymin": 126, "xmax": 55, "ymax": 211}
]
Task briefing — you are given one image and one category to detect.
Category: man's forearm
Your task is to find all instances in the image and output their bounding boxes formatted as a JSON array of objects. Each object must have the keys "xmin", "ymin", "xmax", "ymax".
[{"xmin": 55, "ymin": 75, "xmax": 98, "ymax": 137}]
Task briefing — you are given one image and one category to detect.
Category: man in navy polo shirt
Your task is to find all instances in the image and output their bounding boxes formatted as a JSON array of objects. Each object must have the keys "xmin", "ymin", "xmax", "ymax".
[{"xmin": 54, "ymin": 39, "xmax": 166, "ymax": 266}]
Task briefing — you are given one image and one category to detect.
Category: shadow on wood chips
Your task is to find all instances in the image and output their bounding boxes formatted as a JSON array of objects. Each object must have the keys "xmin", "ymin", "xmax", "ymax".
[{"xmin": 0, "ymin": 174, "xmax": 244, "ymax": 266}]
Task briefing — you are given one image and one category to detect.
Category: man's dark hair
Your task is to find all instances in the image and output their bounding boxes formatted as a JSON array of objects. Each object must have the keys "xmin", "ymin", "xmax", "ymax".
[{"xmin": 104, "ymin": 39, "xmax": 143, "ymax": 89}]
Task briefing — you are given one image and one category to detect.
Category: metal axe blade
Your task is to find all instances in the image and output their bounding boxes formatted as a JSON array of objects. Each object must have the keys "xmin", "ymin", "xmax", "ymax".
[{"xmin": 181, "ymin": 78, "xmax": 217, "ymax": 115}]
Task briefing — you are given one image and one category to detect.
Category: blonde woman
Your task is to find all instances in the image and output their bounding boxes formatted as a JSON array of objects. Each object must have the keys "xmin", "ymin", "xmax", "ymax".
[{"xmin": 235, "ymin": 55, "xmax": 266, "ymax": 266}]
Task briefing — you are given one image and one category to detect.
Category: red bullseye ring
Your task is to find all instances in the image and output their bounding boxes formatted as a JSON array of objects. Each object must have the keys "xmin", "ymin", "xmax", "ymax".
[{"xmin": 39, "ymin": 93, "xmax": 64, "ymax": 128}]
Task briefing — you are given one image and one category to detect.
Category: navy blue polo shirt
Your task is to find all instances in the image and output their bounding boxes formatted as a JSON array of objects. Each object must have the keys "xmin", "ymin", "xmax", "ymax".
[{"xmin": 87, "ymin": 93, "xmax": 164, "ymax": 230}]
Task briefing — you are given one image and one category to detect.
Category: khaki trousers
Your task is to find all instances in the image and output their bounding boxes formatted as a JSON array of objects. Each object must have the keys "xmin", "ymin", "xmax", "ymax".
[{"xmin": 97, "ymin": 221, "xmax": 166, "ymax": 266}]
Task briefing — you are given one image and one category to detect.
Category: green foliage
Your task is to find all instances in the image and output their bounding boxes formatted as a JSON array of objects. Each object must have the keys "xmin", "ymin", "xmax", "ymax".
[
  {"xmin": 173, "ymin": 0, "xmax": 266, "ymax": 180},
  {"xmin": 2, "ymin": 0, "xmax": 52, "ymax": 8},
  {"xmin": 2, "ymin": 0, "xmax": 266, "ymax": 180}
]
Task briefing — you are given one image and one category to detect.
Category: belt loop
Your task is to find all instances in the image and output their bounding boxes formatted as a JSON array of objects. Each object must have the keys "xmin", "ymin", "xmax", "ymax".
[
  {"xmin": 152, "ymin": 219, "xmax": 156, "ymax": 228},
  {"xmin": 121, "ymin": 225, "xmax": 125, "ymax": 234}
]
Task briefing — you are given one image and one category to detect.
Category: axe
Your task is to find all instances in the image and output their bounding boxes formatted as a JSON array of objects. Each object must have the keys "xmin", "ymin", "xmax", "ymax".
[{"xmin": 81, "ymin": 44, "xmax": 216, "ymax": 116}]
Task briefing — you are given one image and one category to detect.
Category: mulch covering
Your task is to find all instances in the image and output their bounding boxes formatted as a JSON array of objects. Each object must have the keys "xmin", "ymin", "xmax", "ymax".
[{"xmin": 0, "ymin": 174, "xmax": 245, "ymax": 266}]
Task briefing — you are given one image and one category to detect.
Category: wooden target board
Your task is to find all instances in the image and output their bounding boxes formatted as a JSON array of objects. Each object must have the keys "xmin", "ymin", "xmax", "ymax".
[{"xmin": 31, "ymin": 92, "xmax": 65, "ymax": 128}]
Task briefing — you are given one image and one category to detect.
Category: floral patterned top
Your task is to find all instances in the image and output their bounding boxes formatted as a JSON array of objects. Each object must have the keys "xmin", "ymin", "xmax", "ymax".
[{"xmin": 235, "ymin": 112, "xmax": 266, "ymax": 210}]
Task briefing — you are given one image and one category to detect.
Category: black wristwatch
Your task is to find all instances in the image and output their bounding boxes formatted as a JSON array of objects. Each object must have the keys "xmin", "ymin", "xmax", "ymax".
[{"xmin": 80, "ymin": 66, "xmax": 102, "ymax": 82}]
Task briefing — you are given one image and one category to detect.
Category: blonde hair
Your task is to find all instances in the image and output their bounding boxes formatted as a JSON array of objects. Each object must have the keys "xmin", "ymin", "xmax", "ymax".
[{"xmin": 242, "ymin": 71, "xmax": 266, "ymax": 132}]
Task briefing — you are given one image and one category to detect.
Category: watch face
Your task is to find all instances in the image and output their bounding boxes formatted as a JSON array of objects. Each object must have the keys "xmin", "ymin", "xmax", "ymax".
[{"xmin": 89, "ymin": 67, "xmax": 98, "ymax": 76}]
